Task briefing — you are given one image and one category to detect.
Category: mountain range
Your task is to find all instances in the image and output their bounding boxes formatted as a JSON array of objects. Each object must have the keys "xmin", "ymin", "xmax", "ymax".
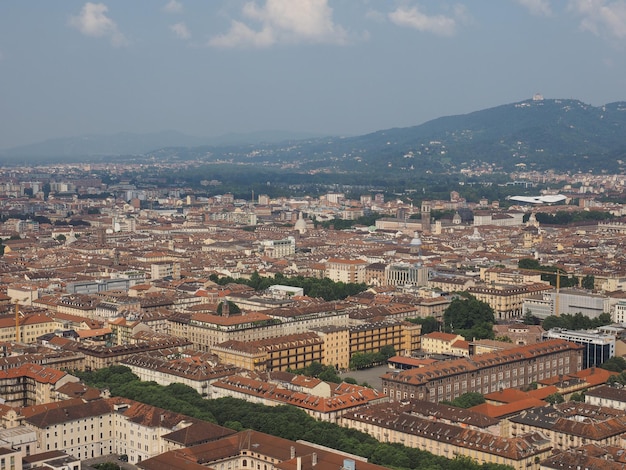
[{"xmin": 4, "ymin": 98, "xmax": 626, "ymax": 174}]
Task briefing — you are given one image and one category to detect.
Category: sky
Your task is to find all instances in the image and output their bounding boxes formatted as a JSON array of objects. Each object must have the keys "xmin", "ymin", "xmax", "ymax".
[{"xmin": 2, "ymin": 0, "xmax": 626, "ymax": 149}]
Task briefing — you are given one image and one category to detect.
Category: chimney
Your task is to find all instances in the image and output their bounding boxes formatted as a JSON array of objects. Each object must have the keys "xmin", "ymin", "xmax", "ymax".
[
  {"xmin": 297, "ymin": 457, "xmax": 302, "ymax": 470},
  {"xmin": 290, "ymin": 446, "xmax": 295, "ymax": 459},
  {"xmin": 312, "ymin": 453, "xmax": 317, "ymax": 467}
]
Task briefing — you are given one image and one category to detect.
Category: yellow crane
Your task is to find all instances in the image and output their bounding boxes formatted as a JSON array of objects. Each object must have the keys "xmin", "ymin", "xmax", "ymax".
[{"xmin": 519, "ymin": 266, "xmax": 569, "ymax": 317}]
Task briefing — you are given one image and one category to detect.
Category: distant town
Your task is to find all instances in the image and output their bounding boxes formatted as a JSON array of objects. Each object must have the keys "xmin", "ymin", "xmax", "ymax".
[{"xmin": 0, "ymin": 162, "xmax": 626, "ymax": 470}]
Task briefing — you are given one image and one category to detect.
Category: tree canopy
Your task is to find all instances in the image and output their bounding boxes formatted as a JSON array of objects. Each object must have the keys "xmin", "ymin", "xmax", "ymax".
[
  {"xmin": 76, "ymin": 366, "xmax": 512, "ymax": 470},
  {"xmin": 443, "ymin": 294, "xmax": 495, "ymax": 340}
]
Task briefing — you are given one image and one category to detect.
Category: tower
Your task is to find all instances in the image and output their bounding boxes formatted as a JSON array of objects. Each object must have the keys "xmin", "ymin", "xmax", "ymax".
[{"xmin": 420, "ymin": 201, "xmax": 431, "ymax": 233}]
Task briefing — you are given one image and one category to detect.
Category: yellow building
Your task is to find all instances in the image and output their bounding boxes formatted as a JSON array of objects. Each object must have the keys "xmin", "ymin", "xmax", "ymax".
[
  {"xmin": 349, "ymin": 321, "xmax": 420, "ymax": 358},
  {"xmin": 211, "ymin": 332, "xmax": 324, "ymax": 372},
  {"xmin": 0, "ymin": 314, "xmax": 57, "ymax": 344}
]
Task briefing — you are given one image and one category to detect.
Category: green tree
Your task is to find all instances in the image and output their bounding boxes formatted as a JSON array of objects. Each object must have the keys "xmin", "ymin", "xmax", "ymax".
[
  {"xmin": 545, "ymin": 393, "xmax": 565, "ymax": 404},
  {"xmin": 600, "ymin": 356, "xmax": 626, "ymax": 373},
  {"xmin": 581, "ymin": 275, "xmax": 595, "ymax": 290},
  {"xmin": 518, "ymin": 258, "xmax": 541, "ymax": 270},
  {"xmin": 569, "ymin": 392, "xmax": 585, "ymax": 402},
  {"xmin": 441, "ymin": 392, "xmax": 485, "ymax": 409},
  {"xmin": 443, "ymin": 294, "xmax": 495, "ymax": 340},
  {"xmin": 407, "ymin": 316, "xmax": 439, "ymax": 334},
  {"xmin": 217, "ymin": 301, "xmax": 241, "ymax": 315}
]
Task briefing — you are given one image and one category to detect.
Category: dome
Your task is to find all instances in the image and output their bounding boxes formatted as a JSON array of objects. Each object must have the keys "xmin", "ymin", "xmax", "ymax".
[{"xmin": 294, "ymin": 212, "xmax": 307, "ymax": 234}]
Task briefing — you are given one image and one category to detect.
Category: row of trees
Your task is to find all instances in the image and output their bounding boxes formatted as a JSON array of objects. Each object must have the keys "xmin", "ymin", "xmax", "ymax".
[
  {"xmin": 209, "ymin": 272, "xmax": 367, "ymax": 302},
  {"xmin": 541, "ymin": 312, "xmax": 612, "ymax": 331},
  {"xmin": 76, "ymin": 367, "xmax": 512, "ymax": 470},
  {"xmin": 291, "ymin": 361, "xmax": 341, "ymax": 383},
  {"xmin": 349, "ymin": 346, "xmax": 396, "ymax": 370}
]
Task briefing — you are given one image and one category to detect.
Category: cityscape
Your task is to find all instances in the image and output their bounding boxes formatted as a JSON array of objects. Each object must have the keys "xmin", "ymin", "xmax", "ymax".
[{"xmin": 4, "ymin": 1, "xmax": 626, "ymax": 470}]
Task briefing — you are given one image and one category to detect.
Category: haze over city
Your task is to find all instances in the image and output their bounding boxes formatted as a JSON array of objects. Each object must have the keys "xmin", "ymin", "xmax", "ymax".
[{"xmin": 2, "ymin": 0, "xmax": 626, "ymax": 149}]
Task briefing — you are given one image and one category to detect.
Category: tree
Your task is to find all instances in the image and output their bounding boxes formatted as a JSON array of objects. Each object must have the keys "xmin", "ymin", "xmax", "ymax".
[
  {"xmin": 581, "ymin": 275, "xmax": 595, "ymax": 290},
  {"xmin": 443, "ymin": 294, "xmax": 495, "ymax": 340},
  {"xmin": 518, "ymin": 258, "xmax": 541, "ymax": 270},
  {"xmin": 545, "ymin": 393, "xmax": 564, "ymax": 405},
  {"xmin": 441, "ymin": 392, "xmax": 485, "ymax": 409},
  {"xmin": 522, "ymin": 311, "xmax": 541, "ymax": 325},
  {"xmin": 217, "ymin": 301, "xmax": 241, "ymax": 315},
  {"xmin": 569, "ymin": 392, "xmax": 585, "ymax": 402},
  {"xmin": 600, "ymin": 356, "xmax": 626, "ymax": 373},
  {"xmin": 407, "ymin": 316, "xmax": 439, "ymax": 334}
]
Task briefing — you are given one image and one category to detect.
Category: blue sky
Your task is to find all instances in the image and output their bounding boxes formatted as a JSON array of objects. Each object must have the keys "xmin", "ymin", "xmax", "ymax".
[{"xmin": 1, "ymin": 0, "xmax": 626, "ymax": 148}]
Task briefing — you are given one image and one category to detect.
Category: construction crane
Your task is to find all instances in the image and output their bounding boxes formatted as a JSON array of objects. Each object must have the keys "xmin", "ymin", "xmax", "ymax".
[{"xmin": 520, "ymin": 266, "xmax": 570, "ymax": 317}]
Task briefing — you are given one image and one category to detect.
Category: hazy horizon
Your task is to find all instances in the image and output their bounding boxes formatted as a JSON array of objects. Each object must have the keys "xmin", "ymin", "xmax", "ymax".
[{"xmin": 2, "ymin": 1, "xmax": 626, "ymax": 150}]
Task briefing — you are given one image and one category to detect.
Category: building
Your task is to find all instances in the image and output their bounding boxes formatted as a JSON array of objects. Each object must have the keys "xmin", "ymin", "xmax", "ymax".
[
  {"xmin": 421, "ymin": 332, "xmax": 467, "ymax": 356},
  {"xmin": 349, "ymin": 321, "xmax": 421, "ymax": 358},
  {"xmin": 0, "ymin": 364, "xmax": 79, "ymax": 407},
  {"xmin": 151, "ymin": 262, "xmax": 181, "ymax": 281},
  {"xmin": 385, "ymin": 263, "xmax": 428, "ymax": 287},
  {"xmin": 259, "ymin": 237, "xmax": 296, "ymax": 258},
  {"xmin": 467, "ymin": 283, "xmax": 553, "ymax": 320},
  {"xmin": 542, "ymin": 328, "xmax": 615, "ymax": 368},
  {"xmin": 509, "ymin": 402, "xmax": 626, "ymax": 451},
  {"xmin": 138, "ymin": 429, "xmax": 391, "ymax": 470},
  {"xmin": 325, "ymin": 259, "xmax": 367, "ymax": 284},
  {"xmin": 122, "ymin": 353, "xmax": 240, "ymax": 397},
  {"xmin": 381, "ymin": 339, "xmax": 583, "ymax": 403},
  {"xmin": 341, "ymin": 401, "xmax": 551, "ymax": 470},
  {"xmin": 212, "ymin": 372, "xmax": 387, "ymax": 423},
  {"xmin": 585, "ymin": 385, "xmax": 626, "ymax": 410},
  {"xmin": 211, "ymin": 332, "xmax": 324, "ymax": 372}
]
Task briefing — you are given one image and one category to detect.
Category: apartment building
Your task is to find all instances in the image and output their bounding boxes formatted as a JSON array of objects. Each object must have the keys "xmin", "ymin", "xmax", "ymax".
[
  {"xmin": 341, "ymin": 401, "xmax": 551, "ymax": 470},
  {"xmin": 122, "ymin": 353, "xmax": 240, "ymax": 396},
  {"xmin": 212, "ymin": 373, "xmax": 387, "ymax": 423},
  {"xmin": 0, "ymin": 314, "xmax": 57, "ymax": 345},
  {"xmin": 585, "ymin": 385, "xmax": 626, "ymax": 411},
  {"xmin": 509, "ymin": 402, "xmax": 626, "ymax": 451},
  {"xmin": 381, "ymin": 339, "xmax": 583, "ymax": 403},
  {"xmin": 421, "ymin": 332, "xmax": 467, "ymax": 356},
  {"xmin": 349, "ymin": 321, "xmax": 421, "ymax": 357},
  {"xmin": 60, "ymin": 337, "xmax": 192, "ymax": 371},
  {"xmin": 0, "ymin": 364, "xmax": 79, "ymax": 407},
  {"xmin": 137, "ymin": 429, "xmax": 391, "ymax": 470},
  {"xmin": 211, "ymin": 332, "xmax": 324, "ymax": 372},
  {"xmin": 22, "ymin": 397, "xmax": 235, "ymax": 465},
  {"xmin": 325, "ymin": 259, "xmax": 367, "ymax": 284},
  {"xmin": 467, "ymin": 283, "xmax": 553, "ymax": 320}
]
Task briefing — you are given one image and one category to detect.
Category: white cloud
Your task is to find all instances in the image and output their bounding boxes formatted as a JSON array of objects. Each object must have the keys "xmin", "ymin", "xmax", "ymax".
[
  {"xmin": 170, "ymin": 22, "xmax": 191, "ymax": 39},
  {"xmin": 163, "ymin": 0, "xmax": 183, "ymax": 14},
  {"xmin": 569, "ymin": 0, "xmax": 626, "ymax": 39},
  {"xmin": 516, "ymin": 0, "xmax": 552, "ymax": 16},
  {"xmin": 388, "ymin": 4, "xmax": 466, "ymax": 36},
  {"xmin": 209, "ymin": 0, "xmax": 348, "ymax": 48},
  {"xmin": 69, "ymin": 2, "xmax": 128, "ymax": 47}
]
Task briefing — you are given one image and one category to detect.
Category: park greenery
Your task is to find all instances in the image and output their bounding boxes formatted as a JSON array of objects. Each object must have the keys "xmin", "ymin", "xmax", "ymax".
[
  {"xmin": 349, "ymin": 345, "xmax": 396, "ymax": 370},
  {"xmin": 316, "ymin": 213, "xmax": 383, "ymax": 230},
  {"xmin": 440, "ymin": 392, "xmax": 485, "ymax": 409},
  {"xmin": 545, "ymin": 393, "xmax": 565, "ymax": 405},
  {"xmin": 601, "ymin": 356, "xmax": 626, "ymax": 373},
  {"xmin": 443, "ymin": 294, "xmax": 495, "ymax": 341},
  {"xmin": 76, "ymin": 366, "xmax": 512, "ymax": 470},
  {"xmin": 532, "ymin": 210, "xmax": 613, "ymax": 226},
  {"xmin": 406, "ymin": 316, "xmax": 439, "ymax": 334},
  {"xmin": 208, "ymin": 272, "xmax": 367, "ymax": 302},
  {"xmin": 541, "ymin": 312, "xmax": 612, "ymax": 331},
  {"xmin": 291, "ymin": 361, "xmax": 342, "ymax": 383}
]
